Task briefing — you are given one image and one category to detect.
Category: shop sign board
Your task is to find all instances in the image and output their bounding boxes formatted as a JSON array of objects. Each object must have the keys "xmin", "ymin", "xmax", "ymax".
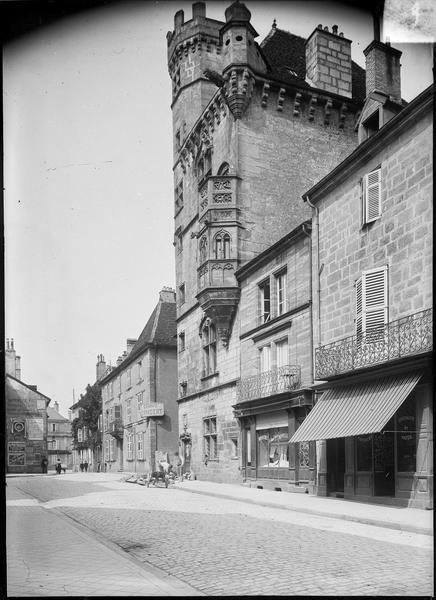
[{"xmin": 143, "ymin": 403, "xmax": 165, "ymax": 418}]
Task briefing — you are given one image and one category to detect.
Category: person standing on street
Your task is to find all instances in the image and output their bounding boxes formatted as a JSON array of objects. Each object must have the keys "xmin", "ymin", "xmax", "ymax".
[
  {"xmin": 79, "ymin": 462, "xmax": 84, "ymax": 472},
  {"xmin": 56, "ymin": 459, "xmax": 62, "ymax": 475},
  {"xmin": 41, "ymin": 457, "xmax": 48, "ymax": 474},
  {"xmin": 84, "ymin": 460, "xmax": 88, "ymax": 472}
]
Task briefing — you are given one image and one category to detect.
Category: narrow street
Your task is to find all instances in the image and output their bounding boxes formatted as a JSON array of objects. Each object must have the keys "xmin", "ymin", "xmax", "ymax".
[{"xmin": 6, "ymin": 472, "xmax": 433, "ymax": 597}]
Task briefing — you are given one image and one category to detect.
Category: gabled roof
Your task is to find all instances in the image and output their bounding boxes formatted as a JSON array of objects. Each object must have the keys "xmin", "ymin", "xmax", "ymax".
[
  {"xmin": 47, "ymin": 406, "xmax": 69, "ymax": 421},
  {"xmin": 100, "ymin": 297, "xmax": 177, "ymax": 384},
  {"xmin": 260, "ymin": 27, "xmax": 366, "ymax": 102},
  {"xmin": 6, "ymin": 373, "xmax": 51, "ymax": 403}
]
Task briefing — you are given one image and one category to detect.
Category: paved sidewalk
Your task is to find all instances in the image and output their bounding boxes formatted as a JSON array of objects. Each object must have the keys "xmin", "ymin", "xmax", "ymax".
[
  {"xmin": 6, "ymin": 484, "xmax": 202, "ymax": 597},
  {"xmin": 172, "ymin": 478, "xmax": 433, "ymax": 536}
]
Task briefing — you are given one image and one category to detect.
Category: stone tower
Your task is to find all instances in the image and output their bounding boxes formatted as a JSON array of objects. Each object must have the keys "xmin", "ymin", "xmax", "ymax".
[{"xmin": 167, "ymin": 1, "xmax": 365, "ymax": 483}]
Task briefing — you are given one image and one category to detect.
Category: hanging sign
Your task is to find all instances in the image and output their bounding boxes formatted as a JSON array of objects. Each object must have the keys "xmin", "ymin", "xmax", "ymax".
[{"xmin": 143, "ymin": 403, "xmax": 165, "ymax": 418}]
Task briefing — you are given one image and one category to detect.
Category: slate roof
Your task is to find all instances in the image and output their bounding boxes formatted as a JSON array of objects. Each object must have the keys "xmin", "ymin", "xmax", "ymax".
[
  {"xmin": 260, "ymin": 27, "xmax": 366, "ymax": 102},
  {"xmin": 100, "ymin": 296, "xmax": 177, "ymax": 383},
  {"xmin": 47, "ymin": 406, "xmax": 69, "ymax": 421}
]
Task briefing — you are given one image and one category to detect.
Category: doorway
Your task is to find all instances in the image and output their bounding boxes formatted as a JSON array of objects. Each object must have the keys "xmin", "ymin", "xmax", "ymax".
[
  {"xmin": 373, "ymin": 418, "xmax": 395, "ymax": 496},
  {"xmin": 327, "ymin": 438, "xmax": 345, "ymax": 496}
]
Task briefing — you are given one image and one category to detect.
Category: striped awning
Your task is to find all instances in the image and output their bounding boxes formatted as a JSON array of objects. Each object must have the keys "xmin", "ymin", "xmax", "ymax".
[{"xmin": 290, "ymin": 373, "xmax": 421, "ymax": 443}]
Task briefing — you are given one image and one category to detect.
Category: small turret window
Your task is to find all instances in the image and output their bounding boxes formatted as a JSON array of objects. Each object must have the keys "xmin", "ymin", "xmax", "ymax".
[
  {"xmin": 214, "ymin": 231, "xmax": 231, "ymax": 259},
  {"xmin": 235, "ymin": 35, "xmax": 243, "ymax": 41}
]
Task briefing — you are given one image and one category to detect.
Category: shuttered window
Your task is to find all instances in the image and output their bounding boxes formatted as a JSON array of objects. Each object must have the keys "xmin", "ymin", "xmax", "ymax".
[
  {"xmin": 356, "ymin": 266, "xmax": 388, "ymax": 336},
  {"xmin": 362, "ymin": 167, "xmax": 381, "ymax": 225}
]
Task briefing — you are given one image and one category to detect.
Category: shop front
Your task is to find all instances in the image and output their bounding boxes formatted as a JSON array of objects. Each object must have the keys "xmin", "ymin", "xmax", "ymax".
[
  {"xmin": 291, "ymin": 370, "xmax": 433, "ymax": 508},
  {"xmin": 234, "ymin": 392, "xmax": 316, "ymax": 493}
]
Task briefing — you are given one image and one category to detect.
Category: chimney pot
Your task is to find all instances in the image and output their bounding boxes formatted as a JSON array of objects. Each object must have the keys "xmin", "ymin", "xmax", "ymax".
[
  {"xmin": 324, "ymin": 26, "xmax": 329, "ymax": 31},
  {"xmin": 317, "ymin": 24, "xmax": 323, "ymax": 30},
  {"xmin": 339, "ymin": 32, "xmax": 344, "ymax": 37},
  {"xmin": 332, "ymin": 24, "xmax": 338, "ymax": 35}
]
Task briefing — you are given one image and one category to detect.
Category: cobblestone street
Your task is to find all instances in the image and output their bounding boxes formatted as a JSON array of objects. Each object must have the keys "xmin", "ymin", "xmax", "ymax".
[{"xmin": 6, "ymin": 473, "xmax": 433, "ymax": 596}]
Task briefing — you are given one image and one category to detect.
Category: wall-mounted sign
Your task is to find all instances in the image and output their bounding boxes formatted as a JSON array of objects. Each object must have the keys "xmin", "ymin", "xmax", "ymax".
[
  {"xmin": 8, "ymin": 442, "xmax": 26, "ymax": 453},
  {"xmin": 143, "ymin": 403, "xmax": 165, "ymax": 418},
  {"xmin": 8, "ymin": 452, "xmax": 25, "ymax": 466},
  {"xmin": 26, "ymin": 418, "xmax": 44, "ymax": 440},
  {"xmin": 11, "ymin": 419, "xmax": 25, "ymax": 435}
]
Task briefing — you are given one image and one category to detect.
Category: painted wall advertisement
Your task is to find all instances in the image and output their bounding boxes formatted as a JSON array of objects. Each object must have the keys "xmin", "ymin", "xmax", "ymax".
[
  {"xmin": 8, "ymin": 442, "xmax": 26, "ymax": 466},
  {"xmin": 26, "ymin": 418, "xmax": 44, "ymax": 440}
]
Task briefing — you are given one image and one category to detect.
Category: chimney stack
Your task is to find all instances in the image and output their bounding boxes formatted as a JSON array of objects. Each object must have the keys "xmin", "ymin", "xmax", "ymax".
[
  {"xmin": 5, "ymin": 338, "xmax": 21, "ymax": 379},
  {"xmin": 305, "ymin": 24, "xmax": 352, "ymax": 98},
  {"xmin": 96, "ymin": 354, "xmax": 107, "ymax": 381},
  {"xmin": 363, "ymin": 40, "xmax": 402, "ymax": 104},
  {"xmin": 192, "ymin": 2, "xmax": 205, "ymax": 19},
  {"xmin": 159, "ymin": 287, "xmax": 176, "ymax": 303},
  {"xmin": 126, "ymin": 339, "xmax": 137, "ymax": 355},
  {"xmin": 54, "ymin": 401, "xmax": 59, "ymax": 413},
  {"xmin": 174, "ymin": 9, "xmax": 184, "ymax": 32}
]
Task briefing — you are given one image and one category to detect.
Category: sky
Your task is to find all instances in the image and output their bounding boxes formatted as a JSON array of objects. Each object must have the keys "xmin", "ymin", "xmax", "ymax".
[{"xmin": 4, "ymin": 0, "xmax": 433, "ymax": 418}]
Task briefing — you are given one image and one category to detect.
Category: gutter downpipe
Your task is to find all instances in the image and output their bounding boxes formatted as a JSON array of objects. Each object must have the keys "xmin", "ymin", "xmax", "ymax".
[
  {"xmin": 303, "ymin": 195, "xmax": 321, "ymax": 367},
  {"xmin": 301, "ymin": 223, "xmax": 314, "ymax": 385}
]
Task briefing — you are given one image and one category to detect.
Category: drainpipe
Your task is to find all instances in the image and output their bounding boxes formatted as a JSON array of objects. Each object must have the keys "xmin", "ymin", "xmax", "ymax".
[
  {"xmin": 303, "ymin": 195, "xmax": 321, "ymax": 352},
  {"xmin": 301, "ymin": 222, "xmax": 314, "ymax": 385}
]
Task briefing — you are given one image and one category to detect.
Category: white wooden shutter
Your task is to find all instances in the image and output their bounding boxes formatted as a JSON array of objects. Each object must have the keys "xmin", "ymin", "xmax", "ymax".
[
  {"xmin": 364, "ymin": 168, "xmax": 381, "ymax": 224},
  {"xmin": 356, "ymin": 277, "xmax": 363, "ymax": 336},
  {"xmin": 356, "ymin": 266, "xmax": 388, "ymax": 336},
  {"xmin": 364, "ymin": 266, "xmax": 388, "ymax": 331}
]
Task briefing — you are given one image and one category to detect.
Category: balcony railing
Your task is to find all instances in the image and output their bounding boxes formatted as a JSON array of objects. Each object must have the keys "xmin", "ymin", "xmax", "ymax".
[
  {"xmin": 315, "ymin": 308, "xmax": 433, "ymax": 379},
  {"xmin": 108, "ymin": 418, "xmax": 124, "ymax": 439},
  {"xmin": 237, "ymin": 365, "xmax": 301, "ymax": 402}
]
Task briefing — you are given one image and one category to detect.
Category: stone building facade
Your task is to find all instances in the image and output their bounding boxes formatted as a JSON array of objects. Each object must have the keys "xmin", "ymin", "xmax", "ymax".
[
  {"xmin": 100, "ymin": 288, "xmax": 178, "ymax": 473},
  {"xmin": 5, "ymin": 339, "xmax": 50, "ymax": 474},
  {"xmin": 167, "ymin": 1, "xmax": 364, "ymax": 482},
  {"xmin": 234, "ymin": 222, "xmax": 316, "ymax": 492},
  {"xmin": 291, "ymin": 38, "xmax": 433, "ymax": 509},
  {"xmin": 47, "ymin": 401, "xmax": 73, "ymax": 470}
]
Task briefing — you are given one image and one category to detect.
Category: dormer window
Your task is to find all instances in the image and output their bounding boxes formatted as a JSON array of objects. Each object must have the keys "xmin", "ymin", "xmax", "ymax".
[{"xmin": 362, "ymin": 109, "xmax": 380, "ymax": 140}]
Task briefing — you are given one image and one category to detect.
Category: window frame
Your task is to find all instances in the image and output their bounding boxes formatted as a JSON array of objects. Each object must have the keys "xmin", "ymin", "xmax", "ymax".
[
  {"xmin": 356, "ymin": 265, "xmax": 388, "ymax": 337},
  {"xmin": 362, "ymin": 166, "xmax": 382, "ymax": 226},
  {"xmin": 202, "ymin": 320, "xmax": 217, "ymax": 377},
  {"xmin": 259, "ymin": 278, "xmax": 271, "ymax": 324},
  {"xmin": 203, "ymin": 416, "xmax": 218, "ymax": 460},
  {"xmin": 275, "ymin": 269, "xmax": 287, "ymax": 316}
]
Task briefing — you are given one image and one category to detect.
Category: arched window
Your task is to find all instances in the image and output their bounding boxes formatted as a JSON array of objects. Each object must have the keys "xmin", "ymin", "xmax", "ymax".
[
  {"xmin": 217, "ymin": 162, "xmax": 230, "ymax": 176},
  {"xmin": 199, "ymin": 237, "xmax": 208, "ymax": 264},
  {"xmin": 201, "ymin": 319, "xmax": 217, "ymax": 376},
  {"xmin": 214, "ymin": 231, "xmax": 231, "ymax": 259}
]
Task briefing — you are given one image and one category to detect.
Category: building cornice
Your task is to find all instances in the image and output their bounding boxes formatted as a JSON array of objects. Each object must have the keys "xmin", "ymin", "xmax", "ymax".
[{"xmin": 177, "ymin": 378, "xmax": 239, "ymax": 403}]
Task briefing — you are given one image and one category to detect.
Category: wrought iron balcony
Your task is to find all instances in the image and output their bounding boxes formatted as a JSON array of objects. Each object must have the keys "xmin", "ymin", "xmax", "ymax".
[
  {"xmin": 237, "ymin": 365, "xmax": 301, "ymax": 402},
  {"xmin": 315, "ymin": 308, "xmax": 433, "ymax": 379},
  {"xmin": 108, "ymin": 418, "xmax": 124, "ymax": 439}
]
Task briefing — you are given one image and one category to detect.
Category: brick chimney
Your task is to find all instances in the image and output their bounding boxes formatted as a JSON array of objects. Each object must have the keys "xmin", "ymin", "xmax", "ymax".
[
  {"xmin": 96, "ymin": 354, "xmax": 107, "ymax": 381},
  {"xmin": 6, "ymin": 338, "xmax": 21, "ymax": 379},
  {"xmin": 363, "ymin": 40, "xmax": 402, "ymax": 104},
  {"xmin": 305, "ymin": 24, "xmax": 352, "ymax": 98},
  {"xmin": 192, "ymin": 1, "xmax": 205, "ymax": 19},
  {"xmin": 126, "ymin": 339, "xmax": 137, "ymax": 355},
  {"xmin": 159, "ymin": 287, "xmax": 176, "ymax": 303},
  {"xmin": 54, "ymin": 401, "xmax": 59, "ymax": 413}
]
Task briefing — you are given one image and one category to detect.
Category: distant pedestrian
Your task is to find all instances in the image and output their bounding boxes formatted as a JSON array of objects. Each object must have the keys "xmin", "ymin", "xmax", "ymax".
[
  {"xmin": 41, "ymin": 457, "xmax": 48, "ymax": 474},
  {"xmin": 84, "ymin": 461, "xmax": 88, "ymax": 472},
  {"xmin": 56, "ymin": 459, "xmax": 62, "ymax": 475},
  {"xmin": 79, "ymin": 462, "xmax": 84, "ymax": 472},
  {"xmin": 97, "ymin": 461, "xmax": 101, "ymax": 472},
  {"xmin": 104, "ymin": 462, "xmax": 107, "ymax": 472}
]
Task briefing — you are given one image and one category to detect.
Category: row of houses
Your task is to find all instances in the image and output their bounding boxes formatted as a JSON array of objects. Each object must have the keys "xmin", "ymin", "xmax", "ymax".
[
  {"xmin": 73, "ymin": 1, "xmax": 432, "ymax": 509},
  {"xmin": 5, "ymin": 339, "xmax": 73, "ymax": 473}
]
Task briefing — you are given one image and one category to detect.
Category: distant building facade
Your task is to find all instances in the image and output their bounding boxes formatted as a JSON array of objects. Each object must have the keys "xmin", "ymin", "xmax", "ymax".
[
  {"xmin": 100, "ymin": 288, "xmax": 178, "ymax": 473},
  {"xmin": 47, "ymin": 401, "xmax": 73, "ymax": 470},
  {"xmin": 167, "ymin": 1, "xmax": 364, "ymax": 482},
  {"xmin": 5, "ymin": 339, "xmax": 50, "ymax": 473}
]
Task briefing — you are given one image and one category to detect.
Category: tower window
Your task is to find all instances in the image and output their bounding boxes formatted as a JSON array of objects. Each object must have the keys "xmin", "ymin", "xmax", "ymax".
[{"xmin": 214, "ymin": 232, "xmax": 231, "ymax": 259}]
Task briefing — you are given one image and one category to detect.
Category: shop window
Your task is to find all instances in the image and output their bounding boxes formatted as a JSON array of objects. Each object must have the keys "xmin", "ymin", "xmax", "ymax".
[
  {"xmin": 356, "ymin": 434, "xmax": 372, "ymax": 471},
  {"xmin": 203, "ymin": 416, "xmax": 217, "ymax": 459},
  {"xmin": 362, "ymin": 166, "xmax": 381, "ymax": 225},
  {"xmin": 298, "ymin": 441, "xmax": 310, "ymax": 468},
  {"xmin": 231, "ymin": 437, "xmax": 239, "ymax": 458},
  {"xmin": 275, "ymin": 270, "xmax": 287, "ymax": 315},
  {"xmin": 137, "ymin": 434, "xmax": 144, "ymax": 461},
  {"xmin": 257, "ymin": 427, "xmax": 289, "ymax": 468},
  {"xmin": 259, "ymin": 279, "xmax": 271, "ymax": 323},
  {"xmin": 356, "ymin": 266, "xmax": 388, "ymax": 338},
  {"xmin": 396, "ymin": 395, "xmax": 416, "ymax": 472},
  {"xmin": 245, "ymin": 428, "xmax": 251, "ymax": 466},
  {"xmin": 214, "ymin": 231, "xmax": 231, "ymax": 259},
  {"xmin": 202, "ymin": 320, "xmax": 217, "ymax": 376}
]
